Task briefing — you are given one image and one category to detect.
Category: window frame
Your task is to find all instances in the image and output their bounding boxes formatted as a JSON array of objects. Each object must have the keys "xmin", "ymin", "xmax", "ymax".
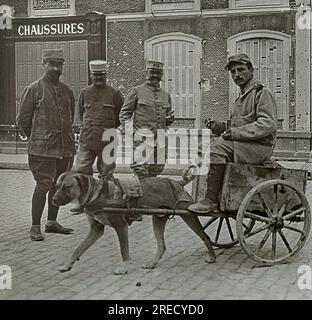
[
  {"xmin": 28, "ymin": 0, "xmax": 76, "ymax": 17},
  {"xmin": 227, "ymin": 30, "xmax": 291, "ymax": 131},
  {"xmin": 229, "ymin": 0, "xmax": 289, "ymax": 9},
  {"xmin": 145, "ymin": 0, "xmax": 200, "ymax": 13}
]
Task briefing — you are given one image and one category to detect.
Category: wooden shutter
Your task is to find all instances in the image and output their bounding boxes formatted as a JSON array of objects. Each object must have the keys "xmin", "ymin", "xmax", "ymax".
[
  {"xmin": 151, "ymin": 39, "xmax": 197, "ymax": 119},
  {"xmin": 235, "ymin": 38, "xmax": 286, "ymax": 128},
  {"xmin": 15, "ymin": 40, "xmax": 88, "ymax": 114}
]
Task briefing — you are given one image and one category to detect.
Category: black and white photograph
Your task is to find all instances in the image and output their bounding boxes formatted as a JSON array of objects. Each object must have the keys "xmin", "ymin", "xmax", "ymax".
[{"xmin": 1, "ymin": 0, "xmax": 312, "ymax": 304}]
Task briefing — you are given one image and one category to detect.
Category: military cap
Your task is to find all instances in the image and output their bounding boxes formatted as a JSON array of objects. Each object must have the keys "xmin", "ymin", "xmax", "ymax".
[
  {"xmin": 42, "ymin": 49, "xmax": 65, "ymax": 62},
  {"xmin": 146, "ymin": 60, "xmax": 164, "ymax": 71},
  {"xmin": 225, "ymin": 53, "xmax": 252, "ymax": 70},
  {"xmin": 89, "ymin": 60, "xmax": 107, "ymax": 73}
]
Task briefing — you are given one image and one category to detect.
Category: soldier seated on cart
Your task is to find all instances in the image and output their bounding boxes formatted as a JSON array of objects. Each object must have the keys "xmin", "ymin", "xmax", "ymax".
[{"xmin": 188, "ymin": 53, "xmax": 278, "ymax": 214}]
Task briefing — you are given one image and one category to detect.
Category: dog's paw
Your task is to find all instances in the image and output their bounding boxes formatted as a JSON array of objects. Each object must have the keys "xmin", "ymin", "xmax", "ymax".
[
  {"xmin": 142, "ymin": 261, "xmax": 157, "ymax": 269},
  {"xmin": 57, "ymin": 265, "xmax": 72, "ymax": 273},
  {"xmin": 205, "ymin": 255, "xmax": 216, "ymax": 264}
]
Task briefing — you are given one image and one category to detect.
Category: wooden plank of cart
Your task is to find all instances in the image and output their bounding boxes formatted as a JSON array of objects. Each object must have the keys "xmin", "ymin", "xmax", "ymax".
[{"xmin": 103, "ymin": 162, "xmax": 311, "ymax": 266}]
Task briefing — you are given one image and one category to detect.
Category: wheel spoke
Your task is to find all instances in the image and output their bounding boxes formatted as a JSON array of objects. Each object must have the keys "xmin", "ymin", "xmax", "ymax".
[
  {"xmin": 282, "ymin": 207, "xmax": 306, "ymax": 221},
  {"xmin": 203, "ymin": 217, "xmax": 218, "ymax": 229},
  {"xmin": 258, "ymin": 229, "xmax": 271, "ymax": 250},
  {"xmin": 277, "ymin": 204, "xmax": 287, "ymax": 218},
  {"xmin": 284, "ymin": 225, "xmax": 304, "ymax": 235},
  {"xmin": 245, "ymin": 224, "xmax": 270, "ymax": 238},
  {"xmin": 271, "ymin": 230, "xmax": 277, "ymax": 260},
  {"xmin": 215, "ymin": 218, "xmax": 224, "ymax": 243},
  {"xmin": 257, "ymin": 192, "xmax": 273, "ymax": 218},
  {"xmin": 277, "ymin": 229, "xmax": 292, "ymax": 253},
  {"xmin": 225, "ymin": 217, "xmax": 235, "ymax": 241},
  {"xmin": 245, "ymin": 212, "xmax": 270, "ymax": 224}
]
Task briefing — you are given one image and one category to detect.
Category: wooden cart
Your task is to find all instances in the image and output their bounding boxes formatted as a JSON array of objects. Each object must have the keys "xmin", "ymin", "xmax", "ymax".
[{"xmin": 191, "ymin": 162, "xmax": 311, "ymax": 265}]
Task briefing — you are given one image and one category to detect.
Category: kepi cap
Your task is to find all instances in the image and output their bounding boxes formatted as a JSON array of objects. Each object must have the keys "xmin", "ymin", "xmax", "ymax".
[
  {"xmin": 225, "ymin": 53, "xmax": 252, "ymax": 70},
  {"xmin": 42, "ymin": 49, "xmax": 65, "ymax": 62},
  {"xmin": 146, "ymin": 60, "xmax": 164, "ymax": 71},
  {"xmin": 89, "ymin": 60, "xmax": 107, "ymax": 73}
]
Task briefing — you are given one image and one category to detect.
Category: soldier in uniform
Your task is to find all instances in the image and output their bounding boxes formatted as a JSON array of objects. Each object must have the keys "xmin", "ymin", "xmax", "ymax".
[
  {"xmin": 17, "ymin": 49, "xmax": 75, "ymax": 241},
  {"xmin": 119, "ymin": 60, "xmax": 175, "ymax": 179},
  {"xmin": 188, "ymin": 53, "xmax": 277, "ymax": 214},
  {"xmin": 71, "ymin": 60, "xmax": 124, "ymax": 213}
]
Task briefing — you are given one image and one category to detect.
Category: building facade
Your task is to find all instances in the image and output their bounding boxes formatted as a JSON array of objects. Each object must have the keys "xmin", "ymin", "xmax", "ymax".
[{"xmin": 0, "ymin": 0, "xmax": 311, "ymax": 159}]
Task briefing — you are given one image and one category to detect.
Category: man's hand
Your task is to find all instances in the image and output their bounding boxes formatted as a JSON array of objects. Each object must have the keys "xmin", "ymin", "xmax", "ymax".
[
  {"xmin": 221, "ymin": 129, "xmax": 233, "ymax": 140},
  {"xmin": 204, "ymin": 118, "xmax": 217, "ymax": 130},
  {"xmin": 117, "ymin": 125, "xmax": 125, "ymax": 135},
  {"xmin": 166, "ymin": 110, "xmax": 175, "ymax": 125}
]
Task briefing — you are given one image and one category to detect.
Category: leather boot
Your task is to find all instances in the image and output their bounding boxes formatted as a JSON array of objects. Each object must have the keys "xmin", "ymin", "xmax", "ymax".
[
  {"xmin": 30, "ymin": 225, "xmax": 44, "ymax": 241},
  {"xmin": 188, "ymin": 164, "xmax": 226, "ymax": 214}
]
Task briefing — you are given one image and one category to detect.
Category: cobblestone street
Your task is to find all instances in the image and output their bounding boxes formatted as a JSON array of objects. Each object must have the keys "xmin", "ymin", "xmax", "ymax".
[{"xmin": 1, "ymin": 169, "xmax": 312, "ymax": 300}]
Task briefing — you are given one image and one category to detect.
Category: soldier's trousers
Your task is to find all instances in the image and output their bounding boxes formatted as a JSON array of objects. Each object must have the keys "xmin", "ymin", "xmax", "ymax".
[
  {"xmin": 73, "ymin": 143, "xmax": 116, "ymax": 180},
  {"xmin": 28, "ymin": 155, "xmax": 73, "ymax": 225},
  {"xmin": 130, "ymin": 140, "xmax": 166, "ymax": 178}
]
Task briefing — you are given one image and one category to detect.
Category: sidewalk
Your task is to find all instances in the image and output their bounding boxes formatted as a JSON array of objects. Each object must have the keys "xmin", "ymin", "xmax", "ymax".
[
  {"xmin": 0, "ymin": 153, "xmax": 187, "ymax": 175},
  {"xmin": 1, "ymin": 153, "xmax": 312, "ymax": 175}
]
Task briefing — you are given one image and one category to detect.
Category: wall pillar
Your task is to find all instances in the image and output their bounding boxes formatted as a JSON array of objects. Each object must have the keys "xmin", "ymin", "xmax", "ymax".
[{"xmin": 295, "ymin": 5, "xmax": 311, "ymax": 131}]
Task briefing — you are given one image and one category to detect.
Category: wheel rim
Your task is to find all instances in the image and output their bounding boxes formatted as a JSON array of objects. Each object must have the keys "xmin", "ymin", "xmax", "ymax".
[
  {"xmin": 236, "ymin": 179, "xmax": 311, "ymax": 265},
  {"xmin": 201, "ymin": 215, "xmax": 255, "ymax": 248}
]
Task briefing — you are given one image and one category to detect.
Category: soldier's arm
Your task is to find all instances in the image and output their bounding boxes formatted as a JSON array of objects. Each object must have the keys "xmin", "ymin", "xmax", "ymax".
[
  {"xmin": 77, "ymin": 91, "xmax": 84, "ymax": 124},
  {"xmin": 114, "ymin": 89, "xmax": 124, "ymax": 128},
  {"xmin": 16, "ymin": 86, "xmax": 35, "ymax": 138},
  {"xmin": 230, "ymin": 88, "xmax": 277, "ymax": 141},
  {"xmin": 165, "ymin": 94, "xmax": 174, "ymax": 126},
  {"xmin": 70, "ymin": 89, "xmax": 75, "ymax": 125},
  {"xmin": 119, "ymin": 87, "xmax": 137, "ymax": 130}
]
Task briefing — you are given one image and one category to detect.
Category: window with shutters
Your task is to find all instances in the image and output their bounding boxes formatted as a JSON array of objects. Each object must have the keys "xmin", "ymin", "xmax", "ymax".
[
  {"xmin": 229, "ymin": 0, "xmax": 289, "ymax": 8},
  {"xmin": 145, "ymin": 0, "xmax": 200, "ymax": 13},
  {"xmin": 228, "ymin": 31, "xmax": 291, "ymax": 130},
  {"xmin": 28, "ymin": 0, "xmax": 76, "ymax": 17},
  {"xmin": 145, "ymin": 33, "xmax": 202, "ymax": 120}
]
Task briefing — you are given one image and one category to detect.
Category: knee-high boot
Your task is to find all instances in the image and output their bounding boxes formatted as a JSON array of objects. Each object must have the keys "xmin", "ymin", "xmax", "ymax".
[{"xmin": 188, "ymin": 164, "xmax": 226, "ymax": 214}]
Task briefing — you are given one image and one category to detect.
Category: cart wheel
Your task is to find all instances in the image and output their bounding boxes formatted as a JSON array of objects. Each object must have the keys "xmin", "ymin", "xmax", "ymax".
[
  {"xmin": 201, "ymin": 215, "xmax": 255, "ymax": 248},
  {"xmin": 236, "ymin": 179, "xmax": 311, "ymax": 265}
]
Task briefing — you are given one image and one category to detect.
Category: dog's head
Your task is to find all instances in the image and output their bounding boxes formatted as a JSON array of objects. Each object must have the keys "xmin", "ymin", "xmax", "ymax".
[{"xmin": 52, "ymin": 171, "xmax": 98, "ymax": 207}]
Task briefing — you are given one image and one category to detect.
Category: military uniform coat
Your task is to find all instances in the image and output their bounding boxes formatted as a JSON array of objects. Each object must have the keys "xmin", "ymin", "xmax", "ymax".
[
  {"xmin": 211, "ymin": 78, "xmax": 277, "ymax": 164},
  {"xmin": 78, "ymin": 84, "xmax": 124, "ymax": 151},
  {"xmin": 17, "ymin": 76, "xmax": 76, "ymax": 159}
]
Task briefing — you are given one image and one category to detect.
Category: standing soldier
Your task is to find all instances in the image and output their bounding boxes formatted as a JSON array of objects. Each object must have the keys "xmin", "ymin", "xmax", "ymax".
[
  {"xmin": 119, "ymin": 60, "xmax": 175, "ymax": 179},
  {"xmin": 17, "ymin": 49, "xmax": 75, "ymax": 241},
  {"xmin": 71, "ymin": 60, "xmax": 124, "ymax": 213}
]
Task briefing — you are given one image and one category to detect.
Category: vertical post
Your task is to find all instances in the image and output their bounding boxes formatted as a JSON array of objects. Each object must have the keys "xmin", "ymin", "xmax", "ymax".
[{"xmin": 295, "ymin": 5, "xmax": 311, "ymax": 132}]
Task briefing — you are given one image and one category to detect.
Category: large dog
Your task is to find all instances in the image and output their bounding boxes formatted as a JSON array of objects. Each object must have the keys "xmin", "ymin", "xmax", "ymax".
[{"xmin": 52, "ymin": 170, "xmax": 216, "ymax": 274}]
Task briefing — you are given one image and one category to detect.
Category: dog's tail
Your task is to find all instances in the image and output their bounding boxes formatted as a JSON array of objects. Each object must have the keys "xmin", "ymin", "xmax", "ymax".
[{"xmin": 177, "ymin": 164, "xmax": 198, "ymax": 187}]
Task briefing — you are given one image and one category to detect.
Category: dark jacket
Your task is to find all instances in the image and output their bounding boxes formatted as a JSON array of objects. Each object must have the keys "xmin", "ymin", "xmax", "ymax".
[
  {"xmin": 78, "ymin": 84, "xmax": 124, "ymax": 151},
  {"xmin": 17, "ymin": 76, "xmax": 75, "ymax": 158}
]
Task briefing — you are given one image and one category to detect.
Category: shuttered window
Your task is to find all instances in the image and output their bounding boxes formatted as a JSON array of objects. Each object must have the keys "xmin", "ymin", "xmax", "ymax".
[
  {"xmin": 145, "ymin": 33, "xmax": 202, "ymax": 119},
  {"xmin": 15, "ymin": 40, "xmax": 88, "ymax": 119},
  {"xmin": 228, "ymin": 31, "xmax": 291, "ymax": 130},
  {"xmin": 229, "ymin": 0, "xmax": 289, "ymax": 8}
]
